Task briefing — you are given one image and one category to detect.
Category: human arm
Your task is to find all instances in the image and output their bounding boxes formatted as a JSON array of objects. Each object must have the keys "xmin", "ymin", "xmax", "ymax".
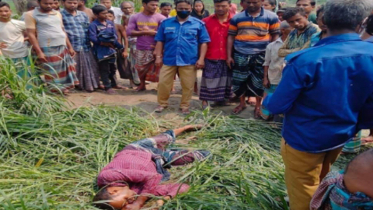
[
  {"xmin": 226, "ymin": 35, "xmax": 235, "ymax": 69},
  {"xmin": 196, "ymin": 43, "xmax": 207, "ymax": 69},
  {"xmin": 263, "ymin": 46, "xmax": 271, "ymax": 88},
  {"xmin": 154, "ymin": 41, "xmax": 164, "ymax": 67},
  {"xmin": 24, "ymin": 12, "xmax": 47, "ymax": 62},
  {"xmin": 126, "ymin": 15, "xmax": 156, "ymax": 37},
  {"xmin": 64, "ymin": 29, "xmax": 76, "ymax": 57},
  {"xmin": 262, "ymin": 62, "xmax": 307, "ymax": 114},
  {"xmin": 123, "ymin": 196, "xmax": 148, "ymax": 210},
  {"xmin": 117, "ymin": 24, "xmax": 128, "ymax": 58},
  {"xmin": 173, "ymin": 125, "xmax": 204, "ymax": 136},
  {"xmin": 269, "ymin": 16, "xmax": 280, "ymax": 42},
  {"xmin": 278, "ymin": 36, "xmax": 300, "ymax": 57}
]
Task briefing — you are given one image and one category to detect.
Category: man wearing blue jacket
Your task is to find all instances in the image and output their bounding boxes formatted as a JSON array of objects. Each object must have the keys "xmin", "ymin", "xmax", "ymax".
[{"xmin": 263, "ymin": 0, "xmax": 373, "ymax": 209}]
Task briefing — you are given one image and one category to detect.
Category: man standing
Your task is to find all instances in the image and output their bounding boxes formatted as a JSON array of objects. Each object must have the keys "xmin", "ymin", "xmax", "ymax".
[
  {"xmin": 62, "ymin": 0, "xmax": 100, "ymax": 92},
  {"xmin": 121, "ymin": 1, "xmax": 135, "ymax": 26},
  {"xmin": 126, "ymin": 0, "xmax": 165, "ymax": 91},
  {"xmin": 25, "ymin": 0, "xmax": 78, "ymax": 94},
  {"xmin": 200, "ymin": 0, "xmax": 232, "ymax": 109},
  {"xmin": 278, "ymin": 7, "xmax": 319, "ymax": 57},
  {"xmin": 160, "ymin": 2, "xmax": 172, "ymax": 18},
  {"xmin": 263, "ymin": 0, "xmax": 373, "ymax": 209},
  {"xmin": 296, "ymin": 0, "xmax": 317, "ymax": 24},
  {"xmin": 100, "ymin": 0, "xmax": 123, "ymax": 24},
  {"xmin": 20, "ymin": 1, "xmax": 38, "ymax": 21},
  {"xmin": 77, "ymin": 0, "xmax": 94, "ymax": 22},
  {"xmin": 227, "ymin": 0, "xmax": 280, "ymax": 117},
  {"xmin": 154, "ymin": 0, "xmax": 210, "ymax": 114}
]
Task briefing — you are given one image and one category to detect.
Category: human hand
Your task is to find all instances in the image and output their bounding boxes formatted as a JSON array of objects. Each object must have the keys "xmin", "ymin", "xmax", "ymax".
[
  {"xmin": 146, "ymin": 30, "xmax": 157, "ymax": 36},
  {"xmin": 68, "ymin": 48, "xmax": 76, "ymax": 57},
  {"xmin": 226, "ymin": 57, "xmax": 234, "ymax": 69},
  {"xmin": 37, "ymin": 52, "xmax": 48, "ymax": 63},
  {"xmin": 263, "ymin": 78, "xmax": 270, "ymax": 89},
  {"xmin": 155, "ymin": 56, "xmax": 163, "ymax": 67},
  {"xmin": 122, "ymin": 51, "xmax": 128, "ymax": 58},
  {"xmin": 101, "ymin": 42, "xmax": 115, "ymax": 48},
  {"xmin": 122, "ymin": 202, "xmax": 141, "ymax": 210},
  {"xmin": 195, "ymin": 59, "xmax": 205, "ymax": 69},
  {"xmin": 0, "ymin": 42, "xmax": 7, "ymax": 49}
]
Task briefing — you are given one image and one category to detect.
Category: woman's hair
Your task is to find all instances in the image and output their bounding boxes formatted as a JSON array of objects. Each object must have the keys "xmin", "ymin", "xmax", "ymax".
[{"xmin": 264, "ymin": 0, "xmax": 276, "ymax": 7}]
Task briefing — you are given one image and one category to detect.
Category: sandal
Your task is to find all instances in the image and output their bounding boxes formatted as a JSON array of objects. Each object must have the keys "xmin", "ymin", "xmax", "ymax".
[
  {"xmin": 155, "ymin": 105, "xmax": 167, "ymax": 113},
  {"xmin": 231, "ymin": 105, "xmax": 246, "ymax": 115},
  {"xmin": 106, "ymin": 88, "xmax": 116, "ymax": 95},
  {"xmin": 180, "ymin": 107, "xmax": 190, "ymax": 115}
]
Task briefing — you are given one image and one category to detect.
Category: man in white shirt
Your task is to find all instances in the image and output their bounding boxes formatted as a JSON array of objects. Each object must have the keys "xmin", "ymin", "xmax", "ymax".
[{"xmin": 100, "ymin": 0, "xmax": 123, "ymax": 24}]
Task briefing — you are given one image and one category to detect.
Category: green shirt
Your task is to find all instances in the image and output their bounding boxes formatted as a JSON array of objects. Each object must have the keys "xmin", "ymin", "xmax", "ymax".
[{"xmin": 308, "ymin": 13, "xmax": 317, "ymax": 24}]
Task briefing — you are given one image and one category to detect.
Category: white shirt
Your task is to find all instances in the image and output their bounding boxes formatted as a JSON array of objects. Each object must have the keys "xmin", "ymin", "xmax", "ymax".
[
  {"xmin": 110, "ymin": 6, "xmax": 123, "ymax": 24},
  {"xmin": 0, "ymin": 19, "xmax": 28, "ymax": 59},
  {"xmin": 263, "ymin": 37, "xmax": 285, "ymax": 85}
]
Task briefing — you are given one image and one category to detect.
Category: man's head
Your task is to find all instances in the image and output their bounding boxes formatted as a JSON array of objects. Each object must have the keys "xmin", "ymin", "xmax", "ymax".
[
  {"xmin": 93, "ymin": 186, "xmax": 137, "ymax": 210},
  {"xmin": 107, "ymin": 9, "xmax": 115, "ymax": 21},
  {"xmin": 37, "ymin": 0, "xmax": 55, "ymax": 12},
  {"xmin": 0, "ymin": 2, "xmax": 11, "ymax": 22},
  {"xmin": 324, "ymin": 0, "xmax": 373, "ymax": 33},
  {"xmin": 160, "ymin": 2, "xmax": 172, "ymax": 17},
  {"xmin": 53, "ymin": 0, "xmax": 60, "ymax": 10},
  {"xmin": 26, "ymin": 0, "xmax": 39, "ymax": 11},
  {"xmin": 263, "ymin": 0, "xmax": 276, "ymax": 12},
  {"xmin": 175, "ymin": 0, "xmax": 193, "ymax": 19},
  {"xmin": 296, "ymin": 0, "xmax": 315, "ymax": 15},
  {"xmin": 121, "ymin": 1, "xmax": 134, "ymax": 15},
  {"xmin": 213, "ymin": 0, "xmax": 231, "ymax": 17},
  {"xmin": 100, "ymin": 0, "xmax": 112, "ymax": 10},
  {"xmin": 142, "ymin": 0, "xmax": 159, "ymax": 14},
  {"xmin": 316, "ymin": 5, "xmax": 326, "ymax": 32},
  {"xmin": 280, "ymin": 20, "xmax": 292, "ymax": 40},
  {"xmin": 277, "ymin": 9, "xmax": 285, "ymax": 21},
  {"xmin": 241, "ymin": 0, "xmax": 262, "ymax": 14},
  {"xmin": 344, "ymin": 149, "xmax": 373, "ymax": 199},
  {"xmin": 62, "ymin": 0, "xmax": 78, "ymax": 12},
  {"xmin": 283, "ymin": 7, "xmax": 309, "ymax": 31},
  {"xmin": 92, "ymin": 4, "xmax": 108, "ymax": 20},
  {"xmin": 78, "ymin": 0, "xmax": 86, "ymax": 8}
]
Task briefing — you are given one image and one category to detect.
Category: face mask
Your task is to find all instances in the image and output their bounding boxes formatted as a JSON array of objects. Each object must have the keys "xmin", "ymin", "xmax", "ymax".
[{"xmin": 177, "ymin": 10, "xmax": 191, "ymax": 19}]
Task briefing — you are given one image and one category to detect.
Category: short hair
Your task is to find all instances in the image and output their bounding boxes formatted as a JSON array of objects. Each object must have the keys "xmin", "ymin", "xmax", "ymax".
[
  {"xmin": 26, "ymin": 1, "xmax": 38, "ymax": 10},
  {"xmin": 107, "ymin": 9, "xmax": 114, "ymax": 15},
  {"xmin": 324, "ymin": 0, "xmax": 373, "ymax": 31},
  {"xmin": 142, "ymin": 0, "xmax": 159, "ymax": 4},
  {"xmin": 213, "ymin": 0, "xmax": 231, "ymax": 4},
  {"xmin": 265, "ymin": 0, "xmax": 276, "ymax": 7},
  {"xmin": 121, "ymin": 1, "xmax": 134, "ymax": 9},
  {"xmin": 160, "ymin": 2, "xmax": 172, "ymax": 8},
  {"xmin": 92, "ymin": 187, "xmax": 115, "ymax": 210},
  {"xmin": 175, "ymin": 0, "xmax": 193, "ymax": 6},
  {"xmin": 92, "ymin": 4, "xmax": 107, "ymax": 15},
  {"xmin": 316, "ymin": 4, "xmax": 325, "ymax": 18},
  {"xmin": 0, "ymin": 2, "xmax": 10, "ymax": 9},
  {"xmin": 296, "ymin": 0, "xmax": 316, "ymax": 7},
  {"xmin": 280, "ymin": 20, "xmax": 291, "ymax": 30},
  {"xmin": 283, "ymin": 7, "xmax": 307, "ymax": 21},
  {"xmin": 366, "ymin": 14, "xmax": 373, "ymax": 36}
]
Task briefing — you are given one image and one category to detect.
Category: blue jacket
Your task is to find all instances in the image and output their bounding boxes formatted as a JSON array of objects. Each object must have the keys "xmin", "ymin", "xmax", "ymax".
[
  {"xmin": 88, "ymin": 20, "xmax": 123, "ymax": 61},
  {"xmin": 263, "ymin": 33, "xmax": 373, "ymax": 153}
]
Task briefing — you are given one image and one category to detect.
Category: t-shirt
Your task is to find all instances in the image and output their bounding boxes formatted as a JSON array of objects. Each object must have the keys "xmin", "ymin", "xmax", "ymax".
[
  {"xmin": 110, "ymin": 6, "xmax": 123, "ymax": 24},
  {"xmin": 0, "ymin": 19, "xmax": 28, "ymax": 59},
  {"xmin": 126, "ymin": 12, "xmax": 165, "ymax": 50},
  {"xmin": 308, "ymin": 13, "xmax": 317, "ymax": 24}
]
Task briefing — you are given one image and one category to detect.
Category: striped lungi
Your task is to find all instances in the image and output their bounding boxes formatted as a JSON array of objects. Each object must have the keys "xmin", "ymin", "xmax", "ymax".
[
  {"xmin": 342, "ymin": 131, "xmax": 361, "ymax": 153},
  {"xmin": 41, "ymin": 45, "xmax": 79, "ymax": 91},
  {"xmin": 232, "ymin": 52, "xmax": 265, "ymax": 97},
  {"xmin": 200, "ymin": 59, "xmax": 232, "ymax": 101},
  {"xmin": 74, "ymin": 50, "xmax": 100, "ymax": 92}
]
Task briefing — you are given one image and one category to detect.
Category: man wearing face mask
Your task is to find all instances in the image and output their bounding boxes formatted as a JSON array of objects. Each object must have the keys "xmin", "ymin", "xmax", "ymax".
[{"xmin": 154, "ymin": 0, "xmax": 211, "ymax": 115}]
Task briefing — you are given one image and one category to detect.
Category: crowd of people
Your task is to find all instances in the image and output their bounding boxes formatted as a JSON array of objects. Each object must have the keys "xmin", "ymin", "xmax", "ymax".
[{"xmin": 1, "ymin": 0, "xmax": 373, "ymax": 209}]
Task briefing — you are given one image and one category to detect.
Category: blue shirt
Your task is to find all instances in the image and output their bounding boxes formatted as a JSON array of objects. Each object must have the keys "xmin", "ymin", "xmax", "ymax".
[
  {"xmin": 155, "ymin": 16, "xmax": 210, "ymax": 66},
  {"xmin": 61, "ymin": 10, "xmax": 90, "ymax": 52},
  {"xmin": 263, "ymin": 33, "xmax": 373, "ymax": 153},
  {"xmin": 88, "ymin": 19, "xmax": 123, "ymax": 61}
]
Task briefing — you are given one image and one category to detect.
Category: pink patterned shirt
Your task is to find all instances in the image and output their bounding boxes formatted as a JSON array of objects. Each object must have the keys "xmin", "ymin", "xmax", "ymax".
[{"xmin": 97, "ymin": 149, "xmax": 189, "ymax": 197}]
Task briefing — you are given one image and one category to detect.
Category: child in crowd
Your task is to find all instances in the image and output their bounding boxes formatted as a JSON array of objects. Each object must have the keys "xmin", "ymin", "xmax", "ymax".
[
  {"xmin": 93, "ymin": 125, "xmax": 210, "ymax": 210},
  {"xmin": 191, "ymin": 0, "xmax": 210, "ymax": 20},
  {"xmin": 276, "ymin": 9, "xmax": 285, "ymax": 21},
  {"xmin": 263, "ymin": 0, "xmax": 276, "ymax": 12},
  {"xmin": 311, "ymin": 149, "xmax": 373, "ymax": 210},
  {"xmin": 89, "ymin": 5, "xmax": 126, "ymax": 94},
  {"xmin": 296, "ymin": 0, "xmax": 317, "ymax": 24},
  {"xmin": 310, "ymin": 5, "xmax": 327, "ymax": 47},
  {"xmin": 160, "ymin": 2, "xmax": 172, "ymax": 18},
  {"xmin": 278, "ymin": 7, "xmax": 320, "ymax": 57},
  {"xmin": 261, "ymin": 21, "xmax": 292, "ymax": 120}
]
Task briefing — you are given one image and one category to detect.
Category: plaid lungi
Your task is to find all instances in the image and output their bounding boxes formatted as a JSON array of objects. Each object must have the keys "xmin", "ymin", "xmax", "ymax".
[
  {"xmin": 342, "ymin": 131, "xmax": 361, "ymax": 154},
  {"xmin": 41, "ymin": 45, "xmax": 79, "ymax": 91},
  {"xmin": 74, "ymin": 50, "xmax": 100, "ymax": 92}
]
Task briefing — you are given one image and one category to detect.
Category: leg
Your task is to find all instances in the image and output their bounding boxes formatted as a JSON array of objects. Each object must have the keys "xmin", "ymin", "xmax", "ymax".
[
  {"xmin": 281, "ymin": 139, "xmax": 325, "ymax": 210},
  {"xmin": 157, "ymin": 65, "xmax": 177, "ymax": 108},
  {"xmin": 320, "ymin": 147, "xmax": 343, "ymax": 181},
  {"xmin": 232, "ymin": 95, "xmax": 247, "ymax": 114},
  {"xmin": 98, "ymin": 60, "xmax": 111, "ymax": 90},
  {"xmin": 254, "ymin": 96, "xmax": 262, "ymax": 119},
  {"xmin": 164, "ymin": 149, "xmax": 210, "ymax": 166},
  {"xmin": 109, "ymin": 62, "xmax": 118, "ymax": 88},
  {"xmin": 177, "ymin": 65, "xmax": 197, "ymax": 110}
]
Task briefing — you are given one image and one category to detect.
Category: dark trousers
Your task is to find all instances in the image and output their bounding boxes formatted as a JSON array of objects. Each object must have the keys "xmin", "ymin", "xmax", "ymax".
[{"xmin": 98, "ymin": 59, "xmax": 118, "ymax": 89}]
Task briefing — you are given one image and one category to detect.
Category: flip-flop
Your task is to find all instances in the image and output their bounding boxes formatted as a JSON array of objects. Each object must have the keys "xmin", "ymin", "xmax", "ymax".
[
  {"xmin": 155, "ymin": 106, "xmax": 167, "ymax": 113},
  {"xmin": 231, "ymin": 106, "xmax": 246, "ymax": 115}
]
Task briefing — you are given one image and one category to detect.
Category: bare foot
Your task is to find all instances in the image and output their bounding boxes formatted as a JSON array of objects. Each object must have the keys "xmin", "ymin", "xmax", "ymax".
[
  {"xmin": 362, "ymin": 136, "xmax": 373, "ymax": 144},
  {"xmin": 232, "ymin": 105, "xmax": 247, "ymax": 115},
  {"xmin": 136, "ymin": 85, "xmax": 146, "ymax": 91}
]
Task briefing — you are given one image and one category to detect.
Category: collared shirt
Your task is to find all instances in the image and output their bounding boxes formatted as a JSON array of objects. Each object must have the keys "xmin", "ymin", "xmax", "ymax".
[
  {"xmin": 203, "ymin": 13, "xmax": 232, "ymax": 60},
  {"xmin": 263, "ymin": 33, "xmax": 373, "ymax": 153},
  {"xmin": 309, "ymin": 31, "xmax": 322, "ymax": 47},
  {"xmin": 61, "ymin": 10, "xmax": 90, "ymax": 52},
  {"xmin": 24, "ymin": 8, "xmax": 66, "ymax": 48},
  {"xmin": 263, "ymin": 37, "xmax": 284, "ymax": 85},
  {"xmin": 228, "ymin": 7, "xmax": 280, "ymax": 55},
  {"xmin": 155, "ymin": 16, "xmax": 211, "ymax": 66},
  {"xmin": 109, "ymin": 6, "xmax": 123, "ymax": 24},
  {"xmin": 278, "ymin": 23, "xmax": 320, "ymax": 57}
]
